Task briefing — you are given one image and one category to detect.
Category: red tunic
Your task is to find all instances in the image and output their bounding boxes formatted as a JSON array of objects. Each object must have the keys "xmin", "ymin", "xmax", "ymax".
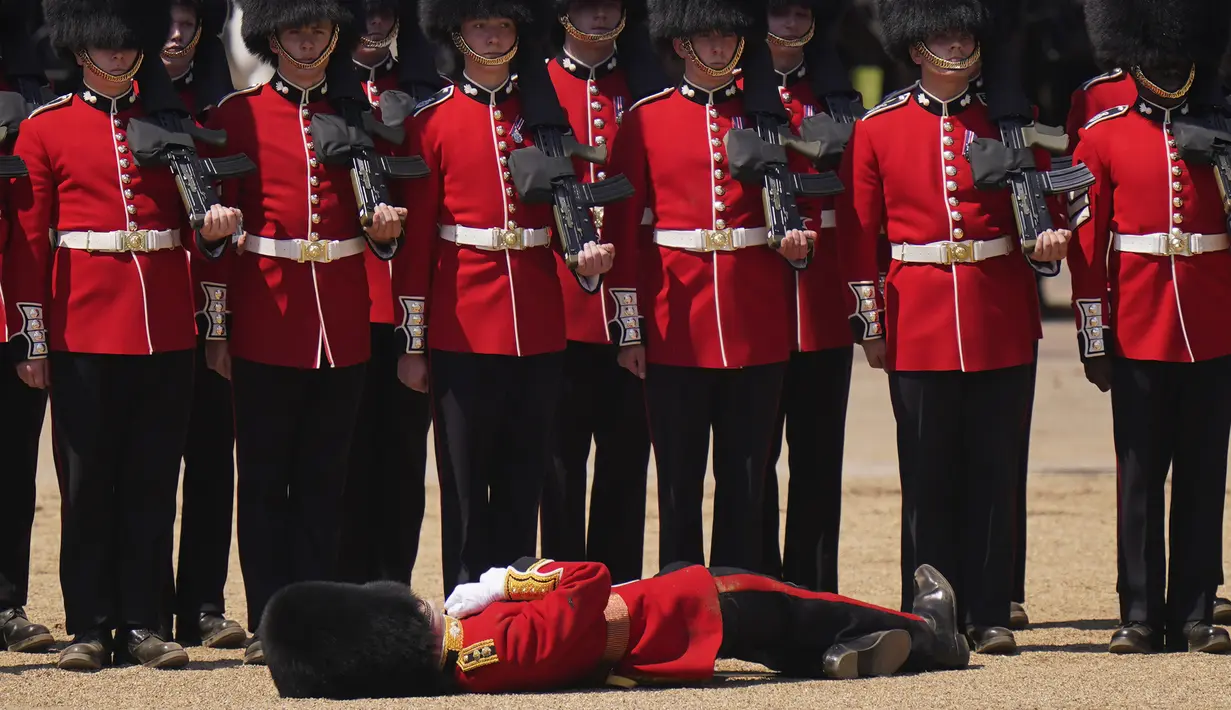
[
  {"xmin": 393, "ymin": 78, "xmax": 565, "ymax": 357},
  {"xmin": 4, "ymin": 88, "xmax": 196, "ymax": 358},
  {"xmin": 205, "ymin": 76, "xmax": 384, "ymax": 369},
  {"xmin": 1068, "ymin": 101, "xmax": 1231, "ymax": 363},
  {"xmin": 836, "ymin": 83, "xmax": 1053, "ymax": 372},
  {"xmin": 547, "ymin": 51, "xmax": 631, "ymax": 345},
  {"xmin": 602, "ymin": 79, "xmax": 793, "ymax": 369},
  {"xmin": 448, "ymin": 560, "xmax": 723, "ymax": 693},
  {"xmin": 1064, "ymin": 69, "xmax": 1136, "ymax": 153},
  {"xmin": 357, "ymin": 55, "xmax": 401, "ymax": 325}
]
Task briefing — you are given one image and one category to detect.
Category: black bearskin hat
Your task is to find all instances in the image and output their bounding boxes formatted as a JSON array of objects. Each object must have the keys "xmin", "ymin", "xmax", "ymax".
[
  {"xmin": 167, "ymin": 0, "xmax": 231, "ymax": 38},
  {"xmin": 419, "ymin": 0, "xmax": 549, "ymax": 45},
  {"xmin": 647, "ymin": 0, "xmax": 760, "ymax": 42},
  {"xmin": 236, "ymin": 0, "xmax": 358, "ymax": 66},
  {"xmin": 261, "ymin": 580, "xmax": 446, "ymax": 700},
  {"xmin": 552, "ymin": 0, "xmax": 647, "ymax": 24},
  {"xmin": 43, "ymin": 0, "xmax": 173, "ymax": 55},
  {"xmin": 875, "ymin": 0, "xmax": 992, "ymax": 65},
  {"xmin": 1084, "ymin": 0, "xmax": 1231, "ymax": 74}
]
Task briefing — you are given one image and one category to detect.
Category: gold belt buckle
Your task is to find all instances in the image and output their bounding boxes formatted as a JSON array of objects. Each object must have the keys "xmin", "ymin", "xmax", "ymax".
[
  {"xmin": 941, "ymin": 241, "xmax": 974, "ymax": 265},
  {"xmin": 702, "ymin": 228, "xmax": 735, "ymax": 252},
  {"xmin": 298, "ymin": 239, "xmax": 331, "ymax": 263},
  {"xmin": 1165, "ymin": 232, "xmax": 1192, "ymax": 257},
  {"xmin": 492, "ymin": 227, "xmax": 526, "ymax": 250},
  {"xmin": 125, "ymin": 230, "xmax": 150, "ymax": 252}
]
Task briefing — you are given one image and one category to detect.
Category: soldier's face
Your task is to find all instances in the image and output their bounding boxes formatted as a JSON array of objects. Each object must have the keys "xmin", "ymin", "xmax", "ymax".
[
  {"xmin": 679, "ymin": 31, "xmax": 740, "ymax": 70},
  {"xmin": 459, "ymin": 16, "xmax": 517, "ymax": 58},
  {"xmin": 912, "ymin": 31, "xmax": 979, "ymax": 78},
  {"xmin": 165, "ymin": 5, "xmax": 199, "ymax": 59},
  {"xmin": 274, "ymin": 21, "xmax": 336, "ymax": 64},
  {"xmin": 365, "ymin": 9, "xmax": 396, "ymax": 41},
  {"xmin": 767, "ymin": 4, "xmax": 813, "ymax": 42},
  {"xmin": 566, "ymin": 0, "xmax": 623, "ymax": 35},
  {"xmin": 79, "ymin": 47, "xmax": 141, "ymax": 76}
]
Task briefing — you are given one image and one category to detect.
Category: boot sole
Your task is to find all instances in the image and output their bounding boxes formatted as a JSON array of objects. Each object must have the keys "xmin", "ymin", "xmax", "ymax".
[
  {"xmin": 973, "ymin": 634, "xmax": 1017, "ymax": 655},
  {"xmin": 202, "ymin": 626, "xmax": 248, "ymax": 650},
  {"xmin": 1190, "ymin": 636, "xmax": 1231, "ymax": 654},
  {"xmin": 141, "ymin": 648, "xmax": 190, "ymax": 669},
  {"xmin": 1214, "ymin": 608, "xmax": 1231, "ymax": 626},
  {"xmin": 8, "ymin": 632, "xmax": 55, "ymax": 653},
  {"xmin": 57, "ymin": 652, "xmax": 105, "ymax": 671},
  {"xmin": 244, "ymin": 647, "xmax": 266, "ymax": 665},
  {"xmin": 825, "ymin": 629, "xmax": 912, "ymax": 680},
  {"xmin": 1008, "ymin": 609, "xmax": 1030, "ymax": 630}
]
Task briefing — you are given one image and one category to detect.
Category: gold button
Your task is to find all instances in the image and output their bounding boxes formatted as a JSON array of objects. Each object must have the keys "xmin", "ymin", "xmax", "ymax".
[
  {"xmin": 498, "ymin": 141, "xmax": 508, "ymax": 151},
  {"xmin": 494, "ymin": 110, "xmax": 504, "ymax": 120},
  {"xmin": 590, "ymin": 102, "xmax": 601, "ymax": 111},
  {"xmin": 1173, "ymin": 181, "xmax": 1183, "ymax": 192},
  {"xmin": 782, "ymin": 92, "xmax": 792, "ymax": 102},
  {"xmin": 306, "ymin": 142, "xmax": 314, "ymax": 151},
  {"xmin": 310, "ymin": 158, "xmax": 318, "ymax": 167},
  {"xmin": 715, "ymin": 186, "xmax": 725, "ymax": 196},
  {"xmin": 496, "ymin": 126, "xmax": 506, "ymax": 136},
  {"xmin": 503, "ymin": 171, "xmax": 512, "ymax": 181},
  {"xmin": 943, "ymin": 136, "xmax": 954, "ymax": 146},
  {"xmin": 508, "ymin": 204, "xmax": 517, "ymax": 213},
  {"xmin": 944, "ymin": 122, "xmax": 954, "ymax": 131},
  {"xmin": 948, "ymin": 197, "xmax": 959, "ymax": 206},
  {"xmin": 120, "ymin": 159, "xmax": 130, "ymax": 168},
  {"xmin": 597, "ymin": 171, "xmax": 607, "ymax": 180},
  {"xmin": 714, "ymin": 201, "xmax": 726, "ymax": 212},
  {"xmin": 122, "ymin": 174, "xmax": 131, "ymax": 184},
  {"xmin": 114, "ymin": 119, "xmax": 123, "ymax": 127},
  {"xmin": 711, "ymin": 138, "xmax": 721, "ymax": 147},
  {"xmin": 952, "ymin": 228, "xmax": 964, "ymax": 239},
  {"xmin": 1172, "ymin": 166, "xmax": 1182, "ymax": 176},
  {"xmin": 301, "ymin": 109, "xmax": 310, "ymax": 118},
  {"xmin": 710, "ymin": 123, "xmax": 719, "ymax": 132},
  {"xmin": 507, "ymin": 220, "xmax": 518, "ymax": 229},
  {"xmin": 951, "ymin": 211, "xmax": 962, "ymax": 221},
  {"xmin": 506, "ymin": 187, "xmax": 514, "ymax": 196},
  {"xmin": 943, "ymin": 150, "xmax": 954, "ymax": 161},
  {"xmin": 589, "ymin": 85, "xmax": 599, "ymax": 95},
  {"xmin": 1172, "ymin": 227, "xmax": 1183, "ymax": 237},
  {"xmin": 1168, "ymin": 140, "xmax": 1177, "ymax": 148},
  {"xmin": 596, "ymin": 136, "xmax": 606, "ymax": 145},
  {"xmin": 946, "ymin": 180, "xmax": 958, "ymax": 192},
  {"xmin": 945, "ymin": 166, "xmax": 957, "ymax": 176},
  {"xmin": 124, "ymin": 189, "xmax": 133, "ymax": 199},
  {"xmin": 127, "ymin": 204, "xmax": 136, "ymax": 214},
  {"xmin": 311, "ymin": 176, "xmax": 320, "ymax": 187},
  {"xmin": 1170, "ymin": 152, "xmax": 1179, "ymax": 160},
  {"xmin": 117, "ymin": 145, "xmax": 128, "ymax": 154},
  {"xmin": 1173, "ymin": 197, "xmax": 1183, "ymax": 208},
  {"xmin": 594, "ymin": 118, "xmax": 605, "ymax": 128},
  {"xmin": 128, "ymin": 221, "xmax": 138, "ymax": 230},
  {"xmin": 709, "ymin": 108, "xmax": 718, "ymax": 118},
  {"xmin": 500, "ymin": 156, "xmax": 509, "ymax": 166},
  {"xmin": 715, "ymin": 219, "xmax": 726, "ymax": 229},
  {"xmin": 713, "ymin": 152, "xmax": 723, "ymax": 163},
  {"xmin": 304, "ymin": 125, "xmax": 312, "ymax": 135},
  {"xmin": 714, "ymin": 169, "xmax": 725, "ymax": 180},
  {"xmin": 1173, "ymin": 214, "xmax": 1183, "ymax": 224},
  {"xmin": 310, "ymin": 232, "xmax": 320, "ymax": 240},
  {"xmin": 115, "ymin": 132, "xmax": 125, "ymax": 141},
  {"xmin": 311, "ymin": 194, "xmax": 320, "ymax": 205}
]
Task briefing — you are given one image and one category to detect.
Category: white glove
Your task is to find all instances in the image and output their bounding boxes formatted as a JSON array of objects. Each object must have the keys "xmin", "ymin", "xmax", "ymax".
[{"xmin": 443, "ymin": 566, "xmax": 509, "ymax": 618}]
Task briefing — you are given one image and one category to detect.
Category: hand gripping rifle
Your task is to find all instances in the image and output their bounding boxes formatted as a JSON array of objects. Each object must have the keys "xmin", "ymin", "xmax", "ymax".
[
  {"xmin": 506, "ymin": 47, "xmax": 635, "ymax": 294},
  {"xmin": 126, "ymin": 52, "xmax": 256, "ymax": 231},
  {"xmin": 726, "ymin": 36, "xmax": 844, "ymax": 270}
]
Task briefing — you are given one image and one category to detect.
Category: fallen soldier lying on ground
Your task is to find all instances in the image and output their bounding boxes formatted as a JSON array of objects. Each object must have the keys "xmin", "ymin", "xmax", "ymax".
[{"xmin": 259, "ymin": 559, "xmax": 971, "ymax": 699}]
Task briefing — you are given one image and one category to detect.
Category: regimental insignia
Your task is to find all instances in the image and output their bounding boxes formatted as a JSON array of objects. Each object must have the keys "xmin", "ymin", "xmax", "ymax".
[
  {"xmin": 457, "ymin": 640, "xmax": 499, "ymax": 673},
  {"xmin": 438, "ymin": 615, "xmax": 464, "ymax": 670},
  {"xmin": 1083, "ymin": 105, "xmax": 1129, "ymax": 132},
  {"xmin": 505, "ymin": 561, "xmax": 563, "ymax": 601},
  {"xmin": 1067, "ymin": 189, "xmax": 1091, "ymax": 229}
]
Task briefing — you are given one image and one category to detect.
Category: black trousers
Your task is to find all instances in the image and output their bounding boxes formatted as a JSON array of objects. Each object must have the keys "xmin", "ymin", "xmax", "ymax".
[
  {"xmin": 232, "ymin": 357, "xmax": 366, "ymax": 632},
  {"xmin": 1111, "ymin": 355, "xmax": 1231, "ymax": 636},
  {"xmin": 645, "ymin": 362, "xmax": 785, "ymax": 572},
  {"xmin": 889, "ymin": 365, "xmax": 1030, "ymax": 629},
  {"xmin": 1012, "ymin": 345, "xmax": 1039, "ymax": 604},
  {"xmin": 164, "ymin": 341, "xmax": 235, "ymax": 626},
  {"xmin": 540, "ymin": 341, "xmax": 651, "ymax": 584},
  {"xmin": 0, "ymin": 344, "xmax": 48, "ymax": 609},
  {"xmin": 431, "ymin": 349, "xmax": 563, "ymax": 598},
  {"xmin": 338, "ymin": 324, "xmax": 431, "ymax": 585},
  {"xmin": 51, "ymin": 350, "xmax": 194, "ymax": 634},
  {"xmin": 761, "ymin": 347, "xmax": 853, "ymax": 591}
]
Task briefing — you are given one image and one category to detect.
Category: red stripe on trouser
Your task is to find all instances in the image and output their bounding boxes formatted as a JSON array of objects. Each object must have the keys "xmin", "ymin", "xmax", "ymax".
[{"xmin": 711, "ymin": 573, "xmax": 926, "ymax": 622}]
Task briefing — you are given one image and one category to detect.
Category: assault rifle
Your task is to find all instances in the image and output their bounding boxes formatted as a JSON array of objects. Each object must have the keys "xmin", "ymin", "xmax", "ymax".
[{"xmin": 1171, "ymin": 105, "xmax": 1231, "ymax": 231}]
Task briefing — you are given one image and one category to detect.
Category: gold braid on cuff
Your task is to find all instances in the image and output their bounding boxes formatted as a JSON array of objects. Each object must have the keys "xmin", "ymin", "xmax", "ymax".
[
  {"xmin": 560, "ymin": 11, "xmax": 626, "ymax": 43},
  {"xmin": 682, "ymin": 37, "xmax": 745, "ymax": 78},
  {"xmin": 162, "ymin": 23, "xmax": 202, "ymax": 58},
  {"xmin": 1132, "ymin": 64, "xmax": 1195, "ymax": 100},
  {"xmin": 360, "ymin": 19, "xmax": 399, "ymax": 49},
  {"xmin": 767, "ymin": 20, "xmax": 815, "ymax": 48},
  {"xmin": 272, "ymin": 25, "xmax": 340, "ymax": 71},
  {"xmin": 913, "ymin": 41, "xmax": 981, "ymax": 70},
  {"xmin": 452, "ymin": 32, "xmax": 519, "ymax": 66},
  {"xmin": 77, "ymin": 50, "xmax": 144, "ymax": 83}
]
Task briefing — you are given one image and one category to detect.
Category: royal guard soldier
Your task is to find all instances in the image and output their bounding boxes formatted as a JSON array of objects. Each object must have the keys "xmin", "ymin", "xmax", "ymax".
[
  {"xmin": 537, "ymin": 0, "xmax": 667, "ymax": 585},
  {"xmin": 397, "ymin": 0, "xmax": 614, "ymax": 598},
  {"xmin": 601, "ymin": 0, "xmax": 812, "ymax": 573},
  {"xmin": 4, "ymin": 0, "xmax": 243, "ymax": 670},
  {"xmin": 0, "ymin": 3, "xmax": 53, "ymax": 656},
  {"xmin": 752, "ymin": 0, "xmax": 856, "ymax": 593},
  {"xmin": 202, "ymin": 0, "xmax": 408, "ymax": 664},
  {"xmin": 1069, "ymin": 0, "xmax": 1231, "ymax": 654},
  {"xmin": 259, "ymin": 560, "xmax": 971, "ymax": 698},
  {"xmin": 836, "ymin": 0, "xmax": 1070, "ymax": 654},
  {"xmin": 337, "ymin": 0, "xmax": 434, "ymax": 589}
]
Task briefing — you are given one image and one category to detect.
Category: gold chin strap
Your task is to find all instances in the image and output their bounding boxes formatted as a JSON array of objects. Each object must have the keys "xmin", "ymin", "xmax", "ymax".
[
  {"xmin": 767, "ymin": 20, "xmax": 815, "ymax": 48},
  {"xmin": 77, "ymin": 49, "xmax": 144, "ymax": 83},
  {"xmin": 914, "ymin": 41, "xmax": 981, "ymax": 71},
  {"xmin": 452, "ymin": 31, "xmax": 519, "ymax": 66},
  {"xmin": 1132, "ymin": 64, "xmax": 1196, "ymax": 100},
  {"xmin": 682, "ymin": 36, "xmax": 745, "ymax": 78},
  {"xmin": 560, "ymin": 11, "xmax": 626, "ymax": 43},
  {"xmin": 271, "ymin": 24, "xmax": 340, "ymax": 72},
  {"xmin": 360, "ymin": 18, "xmax": 399, "ymax": 50},
  {"xmin": 162, "ymin": 23, "xmax": 202, "ymax": 59}
]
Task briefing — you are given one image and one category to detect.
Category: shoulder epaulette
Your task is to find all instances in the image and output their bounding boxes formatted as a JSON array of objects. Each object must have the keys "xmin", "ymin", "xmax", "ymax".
[
  {"xmin": 217, "ymin": 84, "xmax": 261, "ymax": 107},
  {"xmin": 628, "ymin": 86, "xmax": 673, "ymax": 112},
  {"xmin": 1079, "ymin": 68, "xmax": 1125, "ymax": 92},
  {"xmin": 29, "ymin": 94, "xmax": 72, "ymax": 119},
  {"xmin": 862, "ymin": 91, "xmax": 910, "ymax": 120},
  {"xmin": 413, "ymin": 85, "xmax": 454, "ymax": 117},
  {"xmin": 1083, "ymin": 104, "xmax": 1130, "ymax": 131}
]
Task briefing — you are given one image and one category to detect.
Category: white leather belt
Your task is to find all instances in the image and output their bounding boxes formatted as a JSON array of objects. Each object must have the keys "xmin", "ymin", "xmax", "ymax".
[
  {"xmin": 654, "ymin": 227, "xmax": 769, "ymax": 252},
  {"xmin": 57, "ymin": 229, "xmax": 180, "ymax": 253},
  {"xmin": 890, "ymin": 235, "xmax": 1012, "ymax": 265},
  {"xmin": 440, "ymin": 224, "xmax": 551, "ymax": 250},
  {"xmin": 241, "ymin": 234, "xmax": 366, "ymax": 263},
  {"xmin": 1113, "ymin": 232, "xmax": 1229, "ymax": 257}
]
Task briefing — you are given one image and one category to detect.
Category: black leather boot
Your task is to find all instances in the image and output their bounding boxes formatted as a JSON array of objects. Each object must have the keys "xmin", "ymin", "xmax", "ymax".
[{"xmin": 0, "ymin": 607, "xmax": 54, "ymax": 653}]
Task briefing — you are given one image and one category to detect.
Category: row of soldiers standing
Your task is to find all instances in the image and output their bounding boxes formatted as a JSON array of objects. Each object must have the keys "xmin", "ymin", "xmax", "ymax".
[{"xmin": 0, "ymin": 0, "xmax": 1230, "ymax": 673}]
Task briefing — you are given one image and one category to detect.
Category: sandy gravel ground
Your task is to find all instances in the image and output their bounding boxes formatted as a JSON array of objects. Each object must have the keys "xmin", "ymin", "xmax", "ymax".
[{"xmin": 4, "ymin": 320, "xmax": 1231, "ymax": 709}]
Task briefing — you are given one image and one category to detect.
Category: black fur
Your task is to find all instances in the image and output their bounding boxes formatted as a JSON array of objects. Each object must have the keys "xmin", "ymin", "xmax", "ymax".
[
  {"xmin": 875, "ymin": 0, "xmax": 991, "ymax": 64},
  {"xmin": 236, "ymin": 0, "xmax": 358, "ymax": 66},
  {"xmin": 647, "ymin": 0, "xmax": 759, "ymax": 41},
  {"xmin": 419, "ymin": 0, "xmax": 551, "ymax": 44},
  {"xmin": 261, "ymin": 581, "xmax": 448, "ymax": 700},
  {"xmin": 552, "ymin": 0, "xmax": 646, "ymax": 23},
  {"xmin": 44, "ymin": 0, "xmax": 173, "ymax": 54},
  {"xmin": 1085, "ymin": 0, "xmax": 1230, "ymax": 73}
]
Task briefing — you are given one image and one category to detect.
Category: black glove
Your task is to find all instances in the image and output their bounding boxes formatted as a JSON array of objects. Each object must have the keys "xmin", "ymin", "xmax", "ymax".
[{"xmin": 1082, "ymin": 356, "xmax": 1113, "ymax": 393}]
